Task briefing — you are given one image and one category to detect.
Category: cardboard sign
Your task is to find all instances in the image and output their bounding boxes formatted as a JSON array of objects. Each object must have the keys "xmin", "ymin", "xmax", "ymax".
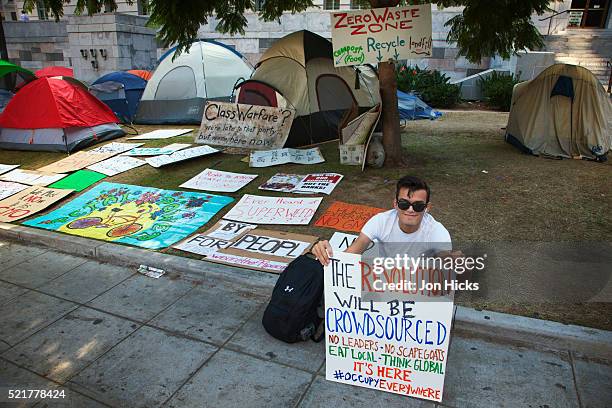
[
  {"xmin": 180, "ymin": 168, "xmax": 258, "ymax": 192},
  {"xmin": 123, "ymin": 143, "xmax": 191, "ymax": 156},
  {"xmin": 207, "ymin": 251, "xmax": 288, "ymax": 273},
  {"xmin": 0, "ymin": 181, "xmax": 29, "ymax": 201},
  {"xmin": 202, "ymin": 220, "xmax": 258, "ymax": 240},
  {"xmin": 314, "ymin": 201, "xmax": 385, "ymax": 232},
  {"xmin": 294, "ymin": 173, "xmax": 343, "ymax": 195},
  {"xmin": 223, "ymin": 194, "xmax": 322, "ymax": 225},
  {"xmin": 37, "ymin": 151, "xmax": 116, "ymax": 174},
  {"xmin": 196, "ymin": 101, "xmax": 295, "ymax": 150},
  {"xmin": 88, "ymin": 142, "xmax": 144, "ymax": 154},
  {"xmin": 324, "ymin": 252, "xmax": 453, "ymax": 402},
  {"xmin": 340, "ymin": 104, "xmax": 381, "ymax": 170},
  {"xmin": 259, "ymin": 173, "xmax": 306, "ymax": 193},
  {"xmin": 144, "ymin": 146, "xmax": 220, "ymax": 168},
  {"xmin": 331, "ymin": 5, "xmax": 432, "ymax": 66},
  {"xmin": 173, "ymin": 234, "xmax": 233, "ymax": 257},
  {"xmin": 86, "ymin": 156, "xmax": 147, "ymax": 177},
  {"xmin": 329, "ymin": 232, "xmax": 358, "ymax": 252},
  {"xmin": 128, "ymin": 129, "xmax": 194, "ymax": 140},
  {"xmin": 0, "ymin": 164, "xmax": 19, "ymax": 175},
  {"xmin": 249, "ymin": 147, "xmax": 325, "ymax": 168},
  {"xmin": 0, "ymin": 186, "xmax": 73, "ymax": 222},
  {"xmin": 0, "ymin": 169, "xmax": 67, "ymax": 186},
  {"xmin": 48, "ymin": 170, "xmax": 106, "ymax": 192}
]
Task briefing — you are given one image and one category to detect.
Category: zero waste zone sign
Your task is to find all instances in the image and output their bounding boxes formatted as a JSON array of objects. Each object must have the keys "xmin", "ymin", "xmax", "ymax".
[{"xmin": 331, "ymin": 4, "xmax": 433, "ymax": 67}]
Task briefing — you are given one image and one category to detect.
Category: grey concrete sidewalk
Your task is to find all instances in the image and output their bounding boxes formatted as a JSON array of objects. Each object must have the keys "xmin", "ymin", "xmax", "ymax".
[{"xmin": 0, "ymin": 239, "xmax": 610, "ymax": 408}]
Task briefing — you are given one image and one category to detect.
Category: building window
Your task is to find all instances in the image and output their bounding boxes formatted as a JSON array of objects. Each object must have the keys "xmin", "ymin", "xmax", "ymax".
[
  {"xmin": 103, "ymin": 1, "xmax": 113, "ymax": 13},
  {"xmin": 254, "ymin": 0, "xmax": 265, "ymax": 12},
  {"xmin": 137, "ymin": 0, "xmax": 149, "ymax": 15},
  {"xmin": 324, "ymin": 0, "xmax": 340, "ymax": 10},
  {"xmin": 10, "ymin": 12, "xmax": 17, "ymax": 20},
  {"xmin": 350, "ymin": 0, "xmax": 368, "ymax": 9},
  {"xmin": 36, "ymin": 0, "xmax": 48, "ymax": 20}
]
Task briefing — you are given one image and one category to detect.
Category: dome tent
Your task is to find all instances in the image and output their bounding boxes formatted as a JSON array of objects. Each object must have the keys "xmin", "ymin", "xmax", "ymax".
[
  {"xmin": 35, "ymin": 66, "xmax": 74, "ymax": 78},
  {"xmin": 235, "ymin": 30, "xmax": 380, "ymax": 147},
  {"xmin": 505, "ymin": 64, "xmax": 611, "ymax": 161},
  {"xmin": 135, "ymin": 40, "xmax": 254, "ymax": 124},
  {"xmin": 0, "ymin": 60, "xmax": 36, "ymax": 111},
  {"xmin": 0, "ymin": 77, "xmax": 124, "ymax": 152},
  {"xmin": 90, "ymin": 71, "xmax": 148, "ymax": 123}
]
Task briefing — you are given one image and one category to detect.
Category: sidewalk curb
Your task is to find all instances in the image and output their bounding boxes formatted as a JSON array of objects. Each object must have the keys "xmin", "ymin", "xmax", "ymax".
[{"xmin": 2, "ymin": 222, "xmax": 611, "ymax": 360}]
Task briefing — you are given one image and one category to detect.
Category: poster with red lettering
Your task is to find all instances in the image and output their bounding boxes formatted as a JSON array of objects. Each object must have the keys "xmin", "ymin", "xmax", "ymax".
[
  {"xmin": 324, "ymin": 252, "xmax": 454, "ymax": 402},
  {"xmin": 314, "ymin": 201, "xmax": 384, "ymax": 232},
  {"xmin": 0, "ymin": 186, "xmax": 72, "ymax": 223},
  {"xmin": 331, "ymin": 4, "xmax": 432, "ymax": 67},
  {"xmin": 223, "ymin": 194, "xmax": 322, "ymax": 225}
]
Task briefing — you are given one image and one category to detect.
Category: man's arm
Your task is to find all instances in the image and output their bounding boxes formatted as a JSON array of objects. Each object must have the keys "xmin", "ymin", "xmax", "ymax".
[{"xmin": 311, "ymin": 233, "xmax": 372, "ymax": 266}]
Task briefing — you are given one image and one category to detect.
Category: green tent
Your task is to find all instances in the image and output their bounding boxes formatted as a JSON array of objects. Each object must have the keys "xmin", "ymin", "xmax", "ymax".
[{"xmin": 0, "ymin": 60, "xmax": 36, "ymax": 91}]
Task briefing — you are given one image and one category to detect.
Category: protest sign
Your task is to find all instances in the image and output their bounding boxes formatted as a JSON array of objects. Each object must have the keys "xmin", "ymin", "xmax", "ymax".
[
  {"xmin": 0, "ymin": 169, "xmax": 67, "ymax": 186},
  {"xmin": 38, "ymin": 151, "xmax": 116, "ymax": 174},
  {"xmin": 0, "ymin": 186, "xmax": 73, "ymax": 222},
  {"xmin": 23, "ymin": 182, "xmax": 233, "ymax": 249},
  {"xmin": 86, "ymin": 156, "xmax": 147, "ymax": 177},
  {"xmin": 324, "ymin": 251, "xmax": 453, "ymax": 402},
  {"xmin": 259, "ymin": 173, "xmax": 306, "ymax": 193},
  {"xmin": 123, "ymin": 143, "xmax": 191, "ymax": 156},
  {"xmin": 144, "ymin": 146, "xmax": 220, "ymax": 168},
  {"xmin": 249, "ymin": 147, "xmax": 325, "ymax": 168},
  {"xmin": 0, "ymin": 164, "xmax": 19, "ymax": 175},
  {"xmin": 329, "ymin": 232, "xmax": 358, "ymax": 252},
  {"xmin": 128, "ymin": 129, "xmax": 194, "ymax": 140},
  {"xmin": 180, "ymin": 168, "xmax": 257, "ymax": 192},
  {"xmin": 315, "ymin": 201, "xmax": 384, "ymax": 232},
  {"xmin": 48, "ymin": 170, "xmax": 105, "ymax": 192},
  {"xmin": 207, "ymin": 252, "xmax": 288, "ymax": 273},
  {"xmin": 88, "ymin": 142, "xmax": 144, "ymax": 154},
  {"xmin": 202, "ymin": 219, "xmax": 257, "ymax": 240},
  {"xmin": 173, "ymin": 234, "xmax": 233, "ymax": 257},
  {"xmin": 223, "ymin": 194, "xmax": 322, "ymax": 225},
  {"xmin": 331, "ymin": 4, "xmax": 432, "ymax": 67},
  {"xmin": 294, "ymin": 173, "xmax": 343, "ymax": 195},
  {"xmin": 196, "ymin": 101, "xmax": 295, "ymax": 150},
  {"xmin": 0, "ymin": 181, "xmax": 29, "ymax": 201}
]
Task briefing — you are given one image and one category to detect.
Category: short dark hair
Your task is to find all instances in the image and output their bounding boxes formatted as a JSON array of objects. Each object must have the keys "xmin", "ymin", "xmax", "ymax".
[{"xmin": 396, "ymin": 175, "xmax": 430, "ymax": 203}]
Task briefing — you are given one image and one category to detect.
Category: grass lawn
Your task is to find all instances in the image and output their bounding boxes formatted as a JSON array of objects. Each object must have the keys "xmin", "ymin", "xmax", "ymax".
[{"xmin": 1, "ymin": 112, "xmax": 610, "ymax": 329}]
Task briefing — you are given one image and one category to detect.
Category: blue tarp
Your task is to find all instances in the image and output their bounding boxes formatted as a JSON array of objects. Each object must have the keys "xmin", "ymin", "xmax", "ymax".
[
  {"xmin": 91, "ymin": 72, "xmax": 147, "ymax": 123},
  {"xmin": 397, "ymin": 90, "xmax": 442, "ymax": 121}
]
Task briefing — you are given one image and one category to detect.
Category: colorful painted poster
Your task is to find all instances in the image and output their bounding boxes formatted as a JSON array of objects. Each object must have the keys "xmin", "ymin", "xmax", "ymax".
[
  {"xmin": 128, "ymin": 129, "xmax": 194, "ymax": 140},
  {"xmin": 196, "ymin": 101, "xmax": 295, "ymax": 150},
  {"xmin": 294, "ymin": 173, "xmax": 343, "ymax": 195},
  {"xmin": 0, "ymin": 164, "xmax": 19, "ymax": 175},
  {"xmin": 0, "ymin": 169, "xmax": 67, "ymax": 186},
  {"xmin": 0, "ymin": 186, "xmax": 73, "ymax": 223},
  {"xmin": 48, "ymin": 170, "xmax": 106, "ymax": 192},
  {"xmin": 173, "ymin": 234, "xmax": 233, "ymax": 257},
  {"xmin": 0, "ymin": 181, "xmax": 29, "ymax": 200},
  {"xmin": 259, "ymin": 173, "xmax": 306, "ymax": 193},
  {"xmin": 249, "ymin": 148, "xmax": 325, "ymax": 168},
  {"xmin": 23, "ymin": 182, "xmax": 234, "ymax": 249},
  {"xmin": 202, "ymin": 220, "xmax": 257, "ymax": 240},
  {"xmin": 331, "ymin": 4, "xmax": 432, "ymax": 67},
  {"xmin": 324, "ymin": 251, "xmax": 454, "ymax": 402},
  {"xmin": 123, "ymin": 144, "xmax": 191, "ymax": 156},
  {"xmin": 88, "ymin": 142, "xmax": 144, "ymax": 155},
  {"xmin": 86, "ymin": 156, "xmax": 147, "ymax": 177},
  {"xmin": 223, "ymin": 194, "xmax": 322, "ymax": 225},
  {"xmin": 144, "ymin": 145, "xmax": 220, "ymax": 168},
  {"xmin": 38, "ymin": 151, "xmax": 116, "ymax": 174},
  {"xmin": 180, "ymin": 169, "xmax": 258, "ymax": 192},
  {"xmin": 314, "ymin": 201, "xmax": 385, "ymax": 232}
]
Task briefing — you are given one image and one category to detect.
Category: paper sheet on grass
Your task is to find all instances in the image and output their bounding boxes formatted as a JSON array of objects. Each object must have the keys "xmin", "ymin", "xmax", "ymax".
[
  {"xmin": 0, "ymin": 186, "xmax": 73, "ymax": 223},
  {"xmin": 127, "ymin": 129, "xmax": 194, "ymax": 140},
  {"xmin": 249, "ymin": 147, "xmax": 325, "ymax": 167},
  {"xmin": 0, "ymin": 169, "xmax": 67, "ymax": 186},
  {"xmin": 294, "ymin": 173, "xmax": 343, "ymax": 195},
  {"xmin": 223, "ymin": 194, "xmax": 322, "ymax": 225},
  {"xmin": 48, "ymin": 170, "xmax": 106, "ymax": 192},
  {"xmin": 258, "ymin": 173, "xmax": 306, "ymax": 193},
  {"xmin": 123, "ymin": 143, "xmax": 191, "ymax": 156},
  {"xmin": 0, "ymin": 181, "xmax": 29, "ymax": 200},
  {"xmin": 0, "ymin": 164, "xmax": 19, "ymax": 175},
  {"xmin": 38, "ymin": 151, "xmax": 116, "ymax": 174},
  {"xmin": 144, "ymin": 145, "xmax": 219, "ymax": 168},
  {"xmin": 180, "ymin": 168, "xmax": 257, "ymax": 192},
  {"xmin": 86, "ymin": 156, "xmax": 147, "ymax": 177},
  {"xmin": 88, "ymin": 142, "xmax": 144, "ymax": 154}
]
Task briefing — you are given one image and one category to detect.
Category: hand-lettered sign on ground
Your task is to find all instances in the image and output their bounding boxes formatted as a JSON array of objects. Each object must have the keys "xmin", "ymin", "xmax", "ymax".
[
  {"xmin": 259, "ymin": 173, "xmax": 306, "ymax": 193},
  {"xmin": 329, "ymin": 232, "xmax": 376, "ymax": 253},
  {"xmin": 180, "ymin": 169, "xmax": 258, "ymax": 192},
  {"xmin": 23, "ymin": 182, "xmax": 233, "ymax": 249},
  {"xmin": 86, "ymin": 156, "xmax": 147, "ymax": 177},
  {"xmin": 173, "ymin": 234, "xmax": 233, "ymax": 257},
  {"xmin": 324, "ymin": 252, "xmax": 453, "ymax": 402},
  {"xmin": 0, "ymin": 186, "xmax": 73, "ymax": 223},
  {"xmin": 0, "ymin": 169, "xmax": 67, "ymax": 186},
  {"xmin": 196, "ymin": 102, "xmax": 295, "ymax": 150},
  {"xmin": 223, "ymin": 194, "xmax": 322, "ymax": 225},
  {"xmin": 315, "ymin": 201, "xmax": 385, "ymax": 232},
  {"xmin": 294, "ymin": 173, "xmax": 343, "ymax": 195},
  {"xmin": 0, "ymin": 181, "xmax": 29, "ymax": 201},
  {"xmin": 88, "ymin": 142, "xmax": 144, "ymax": 155},
  {"xmin": 0, "ymin": 164, "xmax": 19, "ymax": 175},
  {"xmin": 123, "ymin": 144, "xmax": 191, "ymax": 157},
  {"xmin": 38, "ymin": 151, "xmax": 116, "ymax": 174},
  {"xmin": 331, "ymin": 4, "xmax": 432, "ymax": 67},
  {"xmin": 48, "ymin": 170, "xmax": 106, "ymax": 192},
  {"xmin": 128, "ymin": 129, "xmax": 194, "ymax": 140},
  {"xmin": 144, "ymin": 145, "xmax": 220, "ymax": 168},
  {"xmin": 202, "ymin": 219, "xmax": 257, "ymax": 240},
  {"xmin": 249, "ymin": 148, "xmax": 325, "ymax": 168}
]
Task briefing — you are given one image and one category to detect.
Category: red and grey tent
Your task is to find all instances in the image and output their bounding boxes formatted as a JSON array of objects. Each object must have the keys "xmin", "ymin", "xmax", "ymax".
[
  {"xmin": 0, "ymin": 77, "xmax": 125, "ymax": 152},
  {"xmin": 35, "ymin": 66, "xmax": 74, "ymax": 78}
]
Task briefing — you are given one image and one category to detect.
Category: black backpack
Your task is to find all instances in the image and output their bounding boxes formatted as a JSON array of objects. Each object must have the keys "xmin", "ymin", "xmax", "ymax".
[{"xmin": 262, "ymin": 254, "xmax": 324, "ymax": 343}]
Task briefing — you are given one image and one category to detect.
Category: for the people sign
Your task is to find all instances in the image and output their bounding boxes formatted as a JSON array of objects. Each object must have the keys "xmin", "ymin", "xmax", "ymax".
[{"xmin": 331, "ymin": 4, "xmax": 432, "ymax": 67}]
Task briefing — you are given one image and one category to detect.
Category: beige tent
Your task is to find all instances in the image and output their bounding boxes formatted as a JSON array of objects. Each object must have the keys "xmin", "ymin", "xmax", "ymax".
[
  {"xmin": 505, "ymin": 64, "xmax": 611, "ymax": 161},
  {"xmin": 235, "ymin": 30, "xmax": 380, "ymax": 147}
]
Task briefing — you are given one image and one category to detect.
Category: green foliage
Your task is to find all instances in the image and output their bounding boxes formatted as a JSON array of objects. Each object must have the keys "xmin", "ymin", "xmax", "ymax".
[
  {"xmin": 479, "ymin": 71, "xmax": 522, "ymax": 111},
  {"xmin": 396, "ymin": 65, "xmax": 461, "ymax": 108}
]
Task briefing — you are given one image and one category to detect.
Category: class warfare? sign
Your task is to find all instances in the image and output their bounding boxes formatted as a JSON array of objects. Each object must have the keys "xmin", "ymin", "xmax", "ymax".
[{"xmin": 331, "ymin": 4, "xmax": 432, "ymax": 67}]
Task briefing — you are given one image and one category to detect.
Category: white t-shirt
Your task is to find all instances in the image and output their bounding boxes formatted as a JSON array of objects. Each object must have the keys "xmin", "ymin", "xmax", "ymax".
[{"xmin": 361, "ymin": 209, "xmax": 451, "ymax": 255}]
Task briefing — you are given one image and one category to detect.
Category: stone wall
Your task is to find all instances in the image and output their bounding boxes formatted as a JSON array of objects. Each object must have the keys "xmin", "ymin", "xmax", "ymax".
[{"xmin": 3, "ymin": 21, "xmax": 69, "ymax": 71}]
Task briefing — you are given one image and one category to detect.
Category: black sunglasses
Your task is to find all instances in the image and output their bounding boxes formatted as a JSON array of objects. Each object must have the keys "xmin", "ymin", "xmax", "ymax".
[{"xmin": 397, "ymin": 199, "xmax": 427, "ymax": 212}]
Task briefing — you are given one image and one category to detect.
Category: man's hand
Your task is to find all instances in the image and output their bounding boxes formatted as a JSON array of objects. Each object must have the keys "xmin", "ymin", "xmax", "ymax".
[{"xmin": 312, "ymin": 240, "xmax": 333, "ymax": 266}]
